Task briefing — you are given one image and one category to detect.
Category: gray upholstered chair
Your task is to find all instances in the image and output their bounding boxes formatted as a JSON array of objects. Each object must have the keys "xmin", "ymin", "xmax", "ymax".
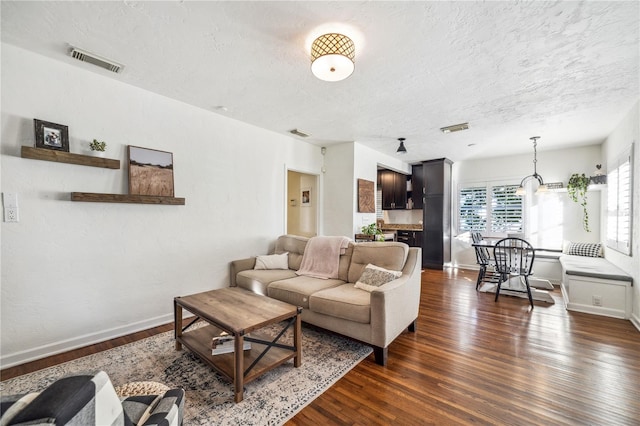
[{"xmin": 0, "ymin": 370, "xmax": 184, "ymax": 426}]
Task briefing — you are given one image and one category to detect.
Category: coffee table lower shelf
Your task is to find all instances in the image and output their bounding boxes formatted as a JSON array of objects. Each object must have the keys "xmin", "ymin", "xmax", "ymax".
[{"xmin": 177, "ymin": 324, "xmax": 297, "ymax": 385}]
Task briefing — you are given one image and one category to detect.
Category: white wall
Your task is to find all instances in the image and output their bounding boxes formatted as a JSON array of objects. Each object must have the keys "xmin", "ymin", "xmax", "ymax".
[
  {"xmin": 0, "ymin": 44, "xmax": 323, "ymax": 366},
  {"xmin": 601, "ymin": 101, "xmax": 640, "ymax": 329},
  {"xmin": 321, "ymin": 142, "xmax": 412, "ymax": 238},
  {"xmin": 452, "ymin": 145, "xmax": 603, "ymax": 268},
  {"xmin": 353, "ymin": 143, "xmax": 411, "ymax": 233},
  {"xmin": 322, "ymin": 143, "xmax": 355, "ymax": 237}
]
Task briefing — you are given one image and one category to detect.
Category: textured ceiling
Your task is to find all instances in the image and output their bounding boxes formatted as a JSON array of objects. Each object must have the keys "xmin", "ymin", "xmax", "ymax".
[{"xmin": 2, "ymin": 1, "xmax": 638, "ymax": 162}]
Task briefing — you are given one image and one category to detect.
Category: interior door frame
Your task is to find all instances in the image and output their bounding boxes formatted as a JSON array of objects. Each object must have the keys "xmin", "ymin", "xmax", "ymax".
[{"xmin": 284, "ymin": 165, "xmax": 320, "ymax": 237}]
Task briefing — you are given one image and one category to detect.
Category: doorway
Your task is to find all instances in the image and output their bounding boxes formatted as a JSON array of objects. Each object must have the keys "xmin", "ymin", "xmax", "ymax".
[{"xmin": 287, "ymin": 170, "xmax": 318, "ymax": 237}]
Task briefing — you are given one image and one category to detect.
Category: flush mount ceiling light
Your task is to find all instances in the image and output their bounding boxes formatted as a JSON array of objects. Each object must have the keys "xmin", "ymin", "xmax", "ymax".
[
  {"xmin": 310, "ymin": 33, "xmax": 355, "ymax": 82},
  {"xmin": 440, "ymin": 122, "xmax": 469, "ymax": 133},
  {"xmin": 396, "ymin": 138, "xmax": 407, "ymax": 154},
  {"xmin": 515, "ymin": 136, "xmax": 548, "ymax": 196}
]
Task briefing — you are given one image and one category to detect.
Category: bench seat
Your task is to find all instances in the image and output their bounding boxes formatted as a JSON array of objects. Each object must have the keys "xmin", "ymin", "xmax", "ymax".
[{"xmin": 559, "ymin": 254, "xmax": 633, "ymax": 319}]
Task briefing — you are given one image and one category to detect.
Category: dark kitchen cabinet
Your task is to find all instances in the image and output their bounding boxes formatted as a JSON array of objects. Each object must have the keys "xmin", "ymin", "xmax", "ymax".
[
  {"xmin": 379, "ymin": 170, "xmax": 407, "ymax": 210},
  {"xmin": 396, "ymin": 230, "xmax": 423, "ymax": 247},
  {"xmin": 421, "ymin": 158, "xmax": 452, "ymax": 269},
  {"xmin": 411, "ymin": 164, "xmax": 424, "ymax": 209}
]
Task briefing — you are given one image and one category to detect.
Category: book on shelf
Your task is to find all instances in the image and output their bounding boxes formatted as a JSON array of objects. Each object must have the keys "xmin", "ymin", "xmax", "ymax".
[{"xmin": 211, "ymin": 332, "xmax": 251, "ymax": 355}]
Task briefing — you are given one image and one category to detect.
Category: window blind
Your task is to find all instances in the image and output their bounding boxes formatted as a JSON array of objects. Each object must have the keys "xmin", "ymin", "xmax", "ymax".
[
  {"xmin": 458, "ymin": 183, "xmax": 523, "ymax": 236},
  {"xmin": 607, "ymin": 145, "xmax": 633, "ymax": 255},
  {"xmin": 490, "ymin": 184, "xmax": 523, "ymax": 233},
  {"xmin": 459, "ymin": 186, "xmax": 487, "ymax": 232}
]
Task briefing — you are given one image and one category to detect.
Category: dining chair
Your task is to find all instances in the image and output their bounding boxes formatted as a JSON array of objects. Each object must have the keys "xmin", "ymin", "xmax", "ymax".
[
  {"xmin": 471, "ymin": 232, "xmax": 500, "ymax": 290},
  {"xmin": 492, "ymin": 237, "xmax": 536, "ymax": 308}
]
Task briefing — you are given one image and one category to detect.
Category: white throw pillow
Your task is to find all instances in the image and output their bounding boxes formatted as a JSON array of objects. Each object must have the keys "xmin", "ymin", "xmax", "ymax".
[
  {"xmin": 354, "ymin": 264, "xmax": 402, "ymax": 292},
  {"xmin": 254, "ymin": 252, "xmax": 289, "ymax": 270}
]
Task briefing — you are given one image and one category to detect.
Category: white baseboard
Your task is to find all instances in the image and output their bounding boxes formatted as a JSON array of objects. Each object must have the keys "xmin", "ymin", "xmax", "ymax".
[
  {"xmin": 454, "ymin": 263, "xmax": 479, "ymax": 271},
  {"xmin": 0, "ymin": 313, "xmax": 174, "ymax": 369},
  {"xmin": 631, "ymin": 313, "xmax": 640, "ymax": 332}
]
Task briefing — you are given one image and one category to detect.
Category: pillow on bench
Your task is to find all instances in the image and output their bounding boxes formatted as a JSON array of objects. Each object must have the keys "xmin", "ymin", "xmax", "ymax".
[{"xmin": 563, "ymin": 241, "xmax": 602, "ymax": 258}]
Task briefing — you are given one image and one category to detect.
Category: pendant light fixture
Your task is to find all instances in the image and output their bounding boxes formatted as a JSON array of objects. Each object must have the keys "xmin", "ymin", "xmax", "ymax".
[
  {"xmin": 396, "ymin": 138, "xmax": 407, "ymax": 154},
  {"xmin": 310, "ymin": 33, "xmax": 355, "ymax": 82},
  {"xmin": 515, "ymin": 136, "xmax": 548, "ymax": 195}
]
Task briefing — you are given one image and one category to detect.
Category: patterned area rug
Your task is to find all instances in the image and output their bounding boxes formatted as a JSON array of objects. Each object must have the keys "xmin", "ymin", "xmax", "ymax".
[{"xmin": 1, "ymin": 323, "xmax": 372, "ymax": 425}]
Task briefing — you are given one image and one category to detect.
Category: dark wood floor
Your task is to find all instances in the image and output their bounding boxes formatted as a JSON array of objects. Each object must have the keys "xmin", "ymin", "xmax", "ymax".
[{"xmin": 3, "ymin": 269, "xmax": 639, "ymax": 425}]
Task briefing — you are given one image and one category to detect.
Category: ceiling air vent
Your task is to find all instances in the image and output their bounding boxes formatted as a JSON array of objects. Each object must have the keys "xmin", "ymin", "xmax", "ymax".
[
  {"xmin": 289, "ymin": 129, "xmax": 310, "ymax": 138},
  {"xmin": 69, "ymin": 47, "xmax": 123, "ymax": 73},
  {"xmin": 440, "ymin": 122, "xmax": 469, "ymax": 134}
]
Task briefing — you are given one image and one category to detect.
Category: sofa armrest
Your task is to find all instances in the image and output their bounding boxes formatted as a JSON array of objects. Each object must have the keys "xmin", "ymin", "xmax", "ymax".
[
  {"xmin": 369, "ymin": 247, "xmax": 422, "ymax": 348},
  {"xmin": 229, "ymin": 257, "xmax": 256, "ymax": 287}
]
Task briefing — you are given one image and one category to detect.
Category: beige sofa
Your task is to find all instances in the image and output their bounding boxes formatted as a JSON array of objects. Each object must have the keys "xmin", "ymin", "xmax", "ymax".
[{"xmin": 230, "ymin": 235, "xmax": 422, "ymax": 365}]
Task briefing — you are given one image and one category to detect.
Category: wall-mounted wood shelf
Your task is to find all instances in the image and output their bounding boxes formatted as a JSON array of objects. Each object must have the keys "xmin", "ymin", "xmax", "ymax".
[
  {"xmin": 71, "ymin": 192, "xmax": 185, "ymax": 205},
  {"xmin": 21, "ymin": 146, "xmax": 120, "ymax": 169}
]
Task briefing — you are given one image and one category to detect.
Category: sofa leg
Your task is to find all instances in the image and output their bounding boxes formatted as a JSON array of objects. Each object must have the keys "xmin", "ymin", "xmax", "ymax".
[
  {"xmin": 373, "ymin": 346, "xmax": 388, "ymax": 366},
  {"xmin": 408, "ymin": 320, "xmax": 417, "ymax": 333}
]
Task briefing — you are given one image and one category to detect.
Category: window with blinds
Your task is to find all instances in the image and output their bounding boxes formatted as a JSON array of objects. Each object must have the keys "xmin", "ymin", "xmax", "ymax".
[
  {"xmin": 607, "ymin": 144, "xmax": 633, "ymax": 255},
  {"xmin": 491, "ymin": 185, "xmax": 523, "ymax": 233},
  {"xmin": 459, "ymin": 187, "xmax": 487, "ymax": 232},
  {"xmin": 458, "ymin": 183, "xmax": 523, "ymax": 236}
]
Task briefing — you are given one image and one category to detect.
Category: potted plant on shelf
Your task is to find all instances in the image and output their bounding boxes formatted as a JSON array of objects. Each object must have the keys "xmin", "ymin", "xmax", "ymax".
[
  {"xmin": 567, "ymin": 173, "xmax": 591, "ymax": 232},
  {"xmin": 89, "ymin": 139, "xmax": 107, "ymax": 157},
  {"xmin": 361, "ymin": 223, "xmax": 384, "ymax": 241}
]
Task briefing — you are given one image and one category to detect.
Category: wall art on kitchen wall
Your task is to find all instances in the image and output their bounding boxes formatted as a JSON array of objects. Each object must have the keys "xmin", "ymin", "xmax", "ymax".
[
  {"xmin": 128, "ymin": 146, "xmax": 174, "ymax": 197},
  {"xmin": 358, "ymin": 178, "xmax": 375, "ymax": 213}
]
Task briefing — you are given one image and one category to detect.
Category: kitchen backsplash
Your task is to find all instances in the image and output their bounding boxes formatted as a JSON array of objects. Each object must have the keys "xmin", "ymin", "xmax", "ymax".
[{"xmin": 382, "ymin": 209, "xmax": 423, "ymax": 225}]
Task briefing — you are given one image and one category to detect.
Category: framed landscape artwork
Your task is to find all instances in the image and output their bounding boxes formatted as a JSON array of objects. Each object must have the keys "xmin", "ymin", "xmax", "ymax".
[
  {"xmin": 128, "ymin": 146, "xmax": 175, "ymax": 197},
  {"xmin": 34, "ymin": 119, "xmax": 69, "ymax": 152}
]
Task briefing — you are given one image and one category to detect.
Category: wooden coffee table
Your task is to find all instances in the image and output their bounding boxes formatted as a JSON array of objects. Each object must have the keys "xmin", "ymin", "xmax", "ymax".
[{"xmin": 173, "ymin": 287, "xmax": 302, "ymax": 402}]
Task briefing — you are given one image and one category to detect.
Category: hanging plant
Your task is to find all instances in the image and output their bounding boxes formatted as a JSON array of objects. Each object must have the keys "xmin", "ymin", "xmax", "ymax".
[{"xmin": 567, "ymin": 173, "xmax": 590, "ymax": 232}]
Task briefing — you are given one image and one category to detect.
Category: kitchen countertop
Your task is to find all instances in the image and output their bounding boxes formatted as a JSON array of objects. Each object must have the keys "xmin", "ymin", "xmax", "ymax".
[{"xmin": 380, "ymin": 224, "xmax": 423, "ymax": 231}]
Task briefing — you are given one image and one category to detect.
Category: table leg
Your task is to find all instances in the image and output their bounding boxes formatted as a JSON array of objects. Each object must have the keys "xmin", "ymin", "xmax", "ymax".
[
  {"xmin": 234, "ymin": 334, "xmax": 244, "ymax": 402},
  {"xmin": 294, "ymin": 310, "xmax": 302, "ymax": 367},
  {"xmin": 174, "ymin": 300, "xmax": 182, "ymax": 351}
]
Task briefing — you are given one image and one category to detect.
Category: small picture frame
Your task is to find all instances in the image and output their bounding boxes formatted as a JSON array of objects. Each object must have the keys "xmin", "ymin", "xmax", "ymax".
[
  {"xmin": 301, "ymin": 187, "xmax": 311, "ymax": 207},
  {"xmin": 34, "ymin": 119, "xmax": 69, "ymax": 152}
]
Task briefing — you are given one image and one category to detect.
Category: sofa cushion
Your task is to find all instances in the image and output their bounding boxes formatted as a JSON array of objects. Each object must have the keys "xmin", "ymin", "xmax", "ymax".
[
  {"xmin": 274, "ymin": 235, "xmax": 308, "ymax": 270},
  {"xmin": 272, "ymin": 235, "xmax": 353, "ymax": 281},
  {"xmin": 267, "ymin": 276, "xmax": 345, "ymax": 308},
  {"xmin": 254, "ymin": 253, "xmax": 289, "ymax": 270},
  {"xmin": 559, "ymin": 255, "xmax": 633, "ymax": 282},
  {"xmin": 348, "ymin": 242, "xmax": 408, "ymax": 284},
  {"xmin": 309, "ymin": 284, "xmax": 371, "ymax": 324},
  {"xmin": 354, "ymin": 264, "xmax": 402, "ymax": 292},
  {"xmin": 236, "ymin": 269, "xmax": 298, "ymax": 295}
]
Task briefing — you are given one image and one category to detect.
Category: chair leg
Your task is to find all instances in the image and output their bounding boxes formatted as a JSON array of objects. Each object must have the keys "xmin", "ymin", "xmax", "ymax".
[
  {"xmin": 476, "ymin": 265, "xmax": 486, "ymax": 290},
  {"xmin": 494, "ymin": 274, "xmax": 505, "ymax": 302},
  {"xmin": 524, "ymin": 276, "xmax": 534, "ymax": 309}
]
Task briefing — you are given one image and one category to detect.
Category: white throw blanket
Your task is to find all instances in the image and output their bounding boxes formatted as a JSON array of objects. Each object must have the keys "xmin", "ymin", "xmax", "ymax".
[{"xmin": 296, "ymin": 236, "xmax": 350, "ymax": 280}]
